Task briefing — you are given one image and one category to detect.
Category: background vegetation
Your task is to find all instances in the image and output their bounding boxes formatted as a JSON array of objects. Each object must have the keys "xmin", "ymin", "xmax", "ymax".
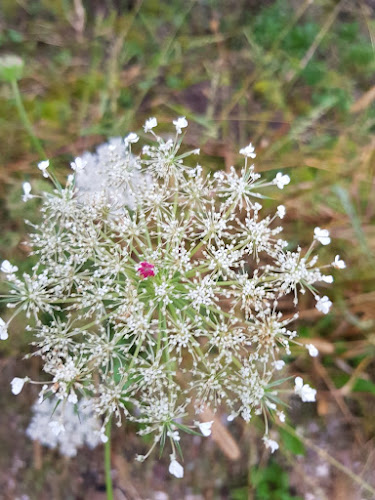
[{"xmin": 0, "ymin": 0, "xmax": 374, "ymax": 498}]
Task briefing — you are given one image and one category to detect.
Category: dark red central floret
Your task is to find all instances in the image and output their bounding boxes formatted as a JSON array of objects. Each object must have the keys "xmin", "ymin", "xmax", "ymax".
[{"xmin": 137, "ymin": 261, "xmax": 156, "ymax": 278}]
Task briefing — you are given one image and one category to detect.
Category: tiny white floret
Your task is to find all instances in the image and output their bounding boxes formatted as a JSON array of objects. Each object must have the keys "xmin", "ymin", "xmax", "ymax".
[
  {"xmin": 332, "ymin": 255, "xmax": 346, "ymax": 269},
  {"xmin": 198, "ymin": 420, "xmax": 214, "ymax": 437},
  {"xmin": 263, "ymin": 436, "xmax": 279, "ymax": 453},
  {"xmin": 239, "ymin": 142, "xmax": 256, "ymax": 158},
  {"xmin": 124, "ymin": 132, "xmax": 139, "ymax": 147},
  {"xmin": 314, "ymin": 227, "xmax": 331, "ymax": 245},
  {"xmin": 1, "ymin": 260, "xmax": 18, "ymax": 274},
  {"xmin": 167, "ymin": 430, "xmax": 181, "ymax": 441},
  {"xmin": 37, "ymin": 160, "xmax": 50, "ymax": 178},
  {"xmin": 276, "ymin": 205, "xmax": 286, "ymax": 219},
  {"xmin": 169, "ymin": 456, "xmax": 184, "ymax": 478},
  {"xmin": 0, "ymin": 318, "xmax": 8, "ymax": 340},
  {"xmin": 68, "ymin": 391, "xmax": 78, "ymax": 404},
  {"xmin": 70, "ymin": 157, "xmax": 86, "ymax": 172},
  {"xmin": 294, "ymin": 376, "xmax": 317, "ymax": 402},
  {"xmin": 273, "ymin": 360, "xmax": 285, "ymax": 370},
  {"xmin": 100, "ymin": 427, "xmax": 109, "ymax": 443},
  {"xmin": 144, "ymin": 117, "xmax": 158, "ymax": 133},
  {"xmin": 277, "ymin": 411, "xmax": 286, "ymax": 422},
  {"xmin": 173, "ymin": 116, "xmax": 188, "ymax": 134},
  {"xmin": 306, "ymin": 344, "xmax": 319, "ymax": 357},
  {"xmin": 315, "ymin": 295, "xmax": 332, "ymax": 314},
  {"xmin": 274, "ymin": 172, "xmax": 290, "ymax": 189},
  {"xmin": 11, "ymin": 377, "xmax": 28, "ymax": 395},
  {"xmin": 22, "ymin": 182, "xmax": 33, "ymax": 202}
]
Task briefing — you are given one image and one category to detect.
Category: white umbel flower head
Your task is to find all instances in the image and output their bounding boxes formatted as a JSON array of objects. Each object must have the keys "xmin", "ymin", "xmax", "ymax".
[
  {"xmin": 11, "ymin": 377, "xmax": 28, "ymax": 395},
  {"xmin": 315, "ymin": 295, "xmax": 332, "ymax": 314},
  {"xmin": 143, "ymin": 117, "xmax": 157, "ymax": 133},
  {"xmin": 239, "ymin": 142, "xmax": 256, "ymax": 158},
  {"xmin": 332, "ymin": 255, "xmax": 346, "ymax": 269},
  {"xmin": 173, "ymin": 116, "xmax": 188, "ymax": 134},
  {"xmin": 27, "ymin": 397, "xmax": 104, "ymax": 457},
  {"xmin": 294, "ymin": 376, "xmax": 316, "ymax": 402},
  {"xmin": 197, "ymin": 420, "xmax": 214, "ymax": 437},
  {"xmin": 306, "ymin": 344, "xmax": 319, "ymax": 357},
  {"xmin": 1, "ymin": 118, "xmax": 339, "ymax": 470},
  {"xmin": 22, "ymin": 182, "xmax": 33, "ymax": 202},
  {"xmin": 37, "ymin": 160, "xmax": 50, "ymax": 178},
  {"xmin": 274, "ymin": 172, "xmax": 290, "ymax": 189},
  {"xmin": 314, "ymin": 227, "xmax": 331, "ymax": 245},
  {"xmin": 263, "ymin": 436, "xmax": 279, "ymax": 453},
  {"xmin": 1, "ymin": 260, "xmax": 18, "ymax": 274},
  {"xmin": 169, "ymin": 456, "xmax": 184, "ymax": 478},
  {"xmin": 0, "ymin": 318, "xmax": 8, "ymax": 340}
]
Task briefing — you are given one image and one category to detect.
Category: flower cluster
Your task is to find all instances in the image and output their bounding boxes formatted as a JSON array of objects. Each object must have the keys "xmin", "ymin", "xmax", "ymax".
[
  {"xmin": 1, "ymin": 118, "xmax": 345, "ymax": 476},
  {"xmin": 26, "ymin": 397, "xmax": 103, "ymax": 457}
]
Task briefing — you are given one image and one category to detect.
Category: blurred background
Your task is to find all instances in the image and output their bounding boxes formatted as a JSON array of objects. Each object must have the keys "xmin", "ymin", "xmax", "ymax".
[{"xmin": 0, "ymin": 1, "xmax": 374, "ymax": 499}]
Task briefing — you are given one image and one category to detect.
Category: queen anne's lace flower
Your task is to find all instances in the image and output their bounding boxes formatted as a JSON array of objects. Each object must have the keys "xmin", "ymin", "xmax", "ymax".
[{"xmin": 2, "ymin": 118, "xmax": 343, "ymax": 476}]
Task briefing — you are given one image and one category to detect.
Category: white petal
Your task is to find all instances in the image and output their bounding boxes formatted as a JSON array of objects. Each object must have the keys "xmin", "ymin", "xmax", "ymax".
[
  {"xmin": 306, "ymin": 344, "xmax": 319, "ymax": 357},
  {"xmin": 1, "ymin": 260, "xmax": 18, "ymax": 274},
  {"xmin": 11, "ymin": 377, "xmax": 27, "ymax": 395},
  {"xmin": 198, "ymin": 421, "xmax": 214, "ymax": 437},
  {"xmin": 294, "ymin": 376, "xmax": 303, "ymax": 390},
  {"xmin": 169, "ymin": 458, "xmax": 184, "ymax": 478}
]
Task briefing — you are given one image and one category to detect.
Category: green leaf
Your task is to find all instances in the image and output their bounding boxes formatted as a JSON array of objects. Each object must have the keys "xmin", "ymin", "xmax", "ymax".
[{"xmin": 280, "ymin": 428, "xmax": 305, "ymax": 455}]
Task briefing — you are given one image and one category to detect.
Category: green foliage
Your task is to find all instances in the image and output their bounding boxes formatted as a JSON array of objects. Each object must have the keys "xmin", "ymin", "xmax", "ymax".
[
  {"xmin": 231, "ymin": 462, "xmax": 303, "ymax": 500},
  {"xmin": 279, "ymin": 428, "xmax": 305, "ymax": 456}
]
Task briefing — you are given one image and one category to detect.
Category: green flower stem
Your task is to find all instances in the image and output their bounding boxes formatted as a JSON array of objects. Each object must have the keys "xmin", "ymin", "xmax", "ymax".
[
  {"xmin": 10, "ymin": 79, "xmax": 46, "ymax": 159},
  {"xmin": 104, "ymin": 418, "xmax": 114, "ymax": 500}
]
